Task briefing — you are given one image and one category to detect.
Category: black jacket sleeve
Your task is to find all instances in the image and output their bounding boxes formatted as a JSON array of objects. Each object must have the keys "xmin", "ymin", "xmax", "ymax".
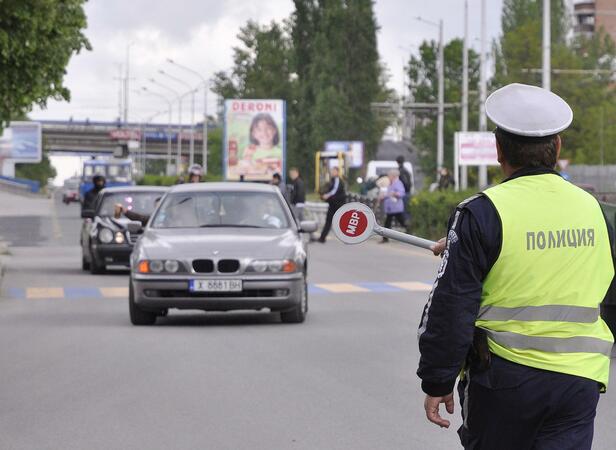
[{"xmin": 417, "ymin": 196, "xmax": 500, "ymax": 396}]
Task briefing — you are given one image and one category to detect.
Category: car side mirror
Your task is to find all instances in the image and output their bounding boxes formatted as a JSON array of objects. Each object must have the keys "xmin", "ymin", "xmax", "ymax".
[
  {"xmin": 126, "ymin": 221, "xmax": 143, "ymax": 234},
  {"xmin": 81, "ymin": 209, "xmax": 95, "ymax": 219},
  {"xmin": 299, "ymin": 220, "xmax": 318, "ymax": 233}
]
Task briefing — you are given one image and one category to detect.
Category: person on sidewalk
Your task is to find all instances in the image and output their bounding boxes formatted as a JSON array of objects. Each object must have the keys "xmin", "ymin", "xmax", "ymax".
[
  {"xmin": 380, "ymin": 169, "xmax": 406, "ymax": 243},
  {"xmin": 318, "ymin": 166, "xmax": 346, "ymax": 243}
]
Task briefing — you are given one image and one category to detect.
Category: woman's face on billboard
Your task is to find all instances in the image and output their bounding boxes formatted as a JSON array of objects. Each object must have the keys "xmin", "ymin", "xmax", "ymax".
[{"xmin": 252, "ymin": 119, "xmax": 276, "ymax": 148}]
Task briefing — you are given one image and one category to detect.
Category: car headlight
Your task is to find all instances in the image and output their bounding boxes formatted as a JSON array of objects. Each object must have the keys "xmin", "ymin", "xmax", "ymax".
[
  {"xmin": 114, "ymin": 232, "xmax": 125, "ymax": 244},
  {"xmin": 164, "ymin": 260, "xmax": 179, "ymax": 273},
  {"xmin": 250, "ymin": 259, "xmax": 297, "ymax": 273},
  {"xmin": 98, "ymin": 228, "xmax": 113, "ymax": 244},
  {"xmin": 149, "ymin": 260, "xmax": 164, "ymax": 273}
]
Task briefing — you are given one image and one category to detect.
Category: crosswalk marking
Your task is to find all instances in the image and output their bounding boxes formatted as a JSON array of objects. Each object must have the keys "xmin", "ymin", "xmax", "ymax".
[
  {"xmin": 315, "ymin": 283, "xmax": 371, "ymax": 293},
  {"xmin": 3, "ymin": 281, "xmax": 433, "ymax": 299},
  {"xmin": 26, "ymin": 287, "xmax": 64, "ymax": 299},
  {"xmin": 100, "ymin": 287, "xmax": 129, "ymax": 298},
  {"xmin": 388, "ymin": 281, "xmax": 432, "ymax": 292}
]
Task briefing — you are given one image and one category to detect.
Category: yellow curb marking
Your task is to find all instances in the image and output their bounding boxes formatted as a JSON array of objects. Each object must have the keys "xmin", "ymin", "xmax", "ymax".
[
  {"xmin": 100, "ymin": 287, "xmax": 129, "ymax": 298},
  {"xmin": 388, "ymin": 281, "xmax": 432, "ymax": 292},
  {"xmin": 26, "ymin": 287, "xmax": 64, "ymax": 299},
  {"xmin": 315, "ymin": 283, "xmax": 371, "ymax": 293}
]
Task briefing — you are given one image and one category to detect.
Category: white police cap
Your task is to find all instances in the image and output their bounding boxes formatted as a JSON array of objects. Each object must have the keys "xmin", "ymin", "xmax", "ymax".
[{"xmin": 485, "ymin": 83, "xmax": 573, "ymax": 137}]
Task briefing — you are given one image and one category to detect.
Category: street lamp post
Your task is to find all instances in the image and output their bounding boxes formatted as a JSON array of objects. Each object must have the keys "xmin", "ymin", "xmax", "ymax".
[
  {"xmin": 414, "ymin": 16, "xmax": 445, "ymax": 179},
  {"xmin": 543, "ymin": 0, "xmax": 551, "ymax": 91},
  {"xmin": 460, "ymin": 0, "xmax": 469, "ymax": 190},
  {"xmin": 159, "ymin": 70, "xmax": 196, "ymax": 167},
  {"xmin": 167, "ymin": 59, "xmax": 209, "ymax": 174},
  {"xmin": 141, "ymin": 86, "xmax": 174, "ymax": 175},
  {"xmin": 150, "ymin": 79, "xmax": 182, "ymax": 175},
  {"xmin": 478, "ymin": 0, "xmax": 488, "ymax": 188}
]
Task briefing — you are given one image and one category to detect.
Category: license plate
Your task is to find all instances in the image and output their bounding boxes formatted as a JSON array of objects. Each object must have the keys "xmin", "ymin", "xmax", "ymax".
[{"xmin": 189, "ymin": 279, "xmax": 242, "ymax": 292}]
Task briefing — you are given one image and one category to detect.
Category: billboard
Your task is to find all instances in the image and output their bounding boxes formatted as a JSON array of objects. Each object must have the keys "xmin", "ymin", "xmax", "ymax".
[
  {"xmin": 0, "ymin": 121, "xmax": 42, "ymax": 163},
  {"xmin": 324, "ymin": 141, "xmax": 364, "ymax": 168},
  {"xmin": 455, "ymin": 132, "xmax": 499, "ymax": 166},
  {"xmin": 224, "ymin": 99, "xmax": 286, "ymax": 181}
]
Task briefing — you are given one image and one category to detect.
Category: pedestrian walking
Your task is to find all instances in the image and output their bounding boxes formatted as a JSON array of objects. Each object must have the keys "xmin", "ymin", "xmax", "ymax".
[
  {"xmin": 380, "ymin": 169, "xmax": 406, "ymax": 243},
  {"xmin": 318, "ymin": 166, "xmax": 346, "ymax": 243},
  {"xmin": 418, "ymin": 83, "xmax": 614, "ymax": 450},
  {"xmin": 288, "ymin": 167, "xmax": 306, "ymax": 221}
]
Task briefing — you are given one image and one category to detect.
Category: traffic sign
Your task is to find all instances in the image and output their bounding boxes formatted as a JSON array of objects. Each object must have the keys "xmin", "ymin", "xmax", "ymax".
[
  {"xmin": 333, "ymin": 202, "xmax": 437, "ymax": 250},
  {"xmin": 333, "ymin": 203, "xmax": 375, "ymax": 244}
]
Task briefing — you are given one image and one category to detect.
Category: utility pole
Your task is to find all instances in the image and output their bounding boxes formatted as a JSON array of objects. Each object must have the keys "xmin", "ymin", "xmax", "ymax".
[
  {"xmin": 437, "ymin": 19, "xmax": 444, "ymax": 176},
  {"xmin": 124, "ymin": 43, "xmax": 135, "ymax": 124},
  {"xmin": 478, "ymin": 0, "xmax": 488, "ymax": 188},
  {"xmin": 543, "ymin": 0, "xmax": 551, "ymax": 91},
  {"xmin": 461, "ymin": 0, "xmax": 469, "ymax": 190}
]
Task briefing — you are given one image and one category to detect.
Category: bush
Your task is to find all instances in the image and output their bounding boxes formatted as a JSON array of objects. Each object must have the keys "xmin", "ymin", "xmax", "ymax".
[{"xmin": 409, "ymin": 189, "xmax": 479, "ymax": 241}]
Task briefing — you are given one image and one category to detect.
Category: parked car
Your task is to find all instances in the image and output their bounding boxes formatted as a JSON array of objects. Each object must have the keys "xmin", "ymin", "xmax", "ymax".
[
  {"xmin": 80, "ymin": 186, "xmax": 168, "ymax": 274},
  {"xmin": 128, "ymin": 182, "xmax": 318, "ymax": 325},
  {"xmin": 62, "ymin": 177, "xmax": 81, "ymax": 204}
]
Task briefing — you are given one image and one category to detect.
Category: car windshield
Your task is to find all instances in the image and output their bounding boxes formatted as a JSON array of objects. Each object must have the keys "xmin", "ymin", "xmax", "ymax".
[
  {"xmin": 152, "ymin": 191, "xmax": 289, "ymax": 229},
  {"xmin": 108, "ymin": 164, "xmax": 131, "ymax": 182},
  {"xmin": 97, "ymin": 192, "xmax": 161, "ymax": 217}
]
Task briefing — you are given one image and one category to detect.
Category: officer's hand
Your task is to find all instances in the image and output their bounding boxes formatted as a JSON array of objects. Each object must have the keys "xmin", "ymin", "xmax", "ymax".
[
  {"xmin": 424, "ymin": 393, "xmax": 455, "ymax": 428},
  {"xmin": 430, "ymin": 237, "xmax": 446, "ymax": 256}
]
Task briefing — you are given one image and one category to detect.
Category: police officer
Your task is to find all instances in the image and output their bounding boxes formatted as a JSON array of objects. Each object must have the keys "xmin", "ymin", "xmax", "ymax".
[
  {"xmin": 418, "ymin": 83, "xmax": 614, "ymax": 450},
  {"xmin": 82, "ymin": 175, "xmax": 106, "ymax": 211}
]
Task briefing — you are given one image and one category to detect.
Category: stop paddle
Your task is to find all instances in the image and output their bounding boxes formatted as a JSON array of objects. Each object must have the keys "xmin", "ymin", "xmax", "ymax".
[{"xmin": 332, "ymin": 202, "xmax": 437, "ymax": 250}]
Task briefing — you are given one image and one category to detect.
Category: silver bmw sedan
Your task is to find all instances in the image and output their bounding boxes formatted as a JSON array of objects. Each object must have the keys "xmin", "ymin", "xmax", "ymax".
[{"xmin": 128, "ymin": 182, "xmax": 318, "ymax": 325}]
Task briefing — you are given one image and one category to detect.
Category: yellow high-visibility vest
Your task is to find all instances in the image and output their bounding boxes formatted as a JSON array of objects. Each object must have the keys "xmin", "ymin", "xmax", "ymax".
[{"xmin": 479, "ymin": 173, "xmax": 614, "ymax": 389}]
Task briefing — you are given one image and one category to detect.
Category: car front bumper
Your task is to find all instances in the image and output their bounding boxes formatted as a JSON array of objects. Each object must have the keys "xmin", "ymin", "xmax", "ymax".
[
  {"xmin": 92, "ymin": 243, "xmax": 133, "ymax": 266},
  {"xmin": 132, "ymin": 274, "xmax": 304, "ymax": 312}
]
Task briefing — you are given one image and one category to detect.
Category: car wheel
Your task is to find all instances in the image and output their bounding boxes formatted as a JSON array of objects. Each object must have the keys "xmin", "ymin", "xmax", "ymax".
[
  {"xmin": 129, "ymin": 281, "xmax": 157, "ymax": 325},
  {"xmin": 82, "ymin": 253, "xmax": 90, "ymax": 271},
  {"xmin": 280, "ymin": 281, "xmax": 308, "ymax": 324},
  {"xmin": 89, "ymin": 248, "xmax": 106, "ymax": 274}
]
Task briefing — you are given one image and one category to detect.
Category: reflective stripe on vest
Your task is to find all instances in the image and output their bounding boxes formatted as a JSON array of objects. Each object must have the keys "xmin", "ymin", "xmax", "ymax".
[
  {"xmin": 478, "ymin": 305, "xmax": 600, "ymax": 323},
  {"xmin": 485, "ymin": 330, "xmax": 613, "ymax": 357}
]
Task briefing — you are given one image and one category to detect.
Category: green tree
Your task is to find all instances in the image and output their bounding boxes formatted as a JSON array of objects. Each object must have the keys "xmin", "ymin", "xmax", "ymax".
[
  {"xmin": 15, "ymin": 151, "xmax": 56, "ymax": 187},
  {"xmin": 0, "ymin": 0, "xmax": 91, "ymax": 129},
  {"xmin": 407, "ymin": 39, "xmax": 481, "ymax": 177}
]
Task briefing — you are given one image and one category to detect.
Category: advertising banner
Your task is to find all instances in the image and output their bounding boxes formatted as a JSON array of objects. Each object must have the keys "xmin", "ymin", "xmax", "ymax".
[
  {"xmin": 324, "ymin": 141, "xmax": 364, "ymax": 168},
  {"xmin": 224, "ymin": 99, "xmax": 286, "ymax": 181},
  {"xmin": 0, "ymin": 121, "xmax": 42, "ymax": 163},
  {"xmin": 456, "ymin": 132, "xmax": 499, "ymax": 166}
]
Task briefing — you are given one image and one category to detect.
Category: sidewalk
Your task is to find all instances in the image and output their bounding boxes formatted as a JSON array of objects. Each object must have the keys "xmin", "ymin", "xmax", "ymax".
[{"xmin": 0, "ymin": 190, "xmax": 52, "ymax": 217}]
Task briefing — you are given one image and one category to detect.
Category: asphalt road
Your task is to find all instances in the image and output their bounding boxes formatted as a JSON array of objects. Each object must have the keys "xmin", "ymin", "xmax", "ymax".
[{"xmin": 1, "ymin": 190, "xmax": 615, "ymax": 450}]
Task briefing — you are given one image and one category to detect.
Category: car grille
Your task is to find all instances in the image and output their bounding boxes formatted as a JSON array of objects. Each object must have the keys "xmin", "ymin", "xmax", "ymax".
[
  {"xmin": 218, "ymin": 259, "xmax": 240, "ymax": 273},
  {"xmin": 193, "ymin": 259, "xmax": 215, "ymax": 273},
  {"xmin": 128, "ymin": 233, "xmax": 141, "ymax": 245}
]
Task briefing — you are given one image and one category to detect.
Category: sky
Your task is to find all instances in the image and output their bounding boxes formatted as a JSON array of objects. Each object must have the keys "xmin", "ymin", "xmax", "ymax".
[{"xmin": 30, "ymin": 0, "xmax": 509, "ymax": 125}]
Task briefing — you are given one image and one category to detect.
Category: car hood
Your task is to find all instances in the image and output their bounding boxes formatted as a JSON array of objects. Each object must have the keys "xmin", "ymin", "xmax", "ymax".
[{"xmin": 138, "ymin": 227, "xmax": 301, "ymax": 260}]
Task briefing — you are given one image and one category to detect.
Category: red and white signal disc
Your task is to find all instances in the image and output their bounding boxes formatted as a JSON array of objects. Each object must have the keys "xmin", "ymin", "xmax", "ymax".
[{"xmin": 332, "ymin": 202, "xmax": 376, "ymax": 244}]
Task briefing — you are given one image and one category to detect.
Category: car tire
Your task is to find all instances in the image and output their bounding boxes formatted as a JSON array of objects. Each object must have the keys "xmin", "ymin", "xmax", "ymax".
[
  {"xmin": 82, "ymin": 254, "xmax": 90, "ymax": 271},
  {"xmin": 89, "ymin": 248, "xmax": 106, "ymax": 274},
  {"xmin": 280, "ymin": 281, "xmax": 308, "ymax": 324},
  {"xmin": 129, "ymin": 282, "xmax": 157, "ymax": 326}
]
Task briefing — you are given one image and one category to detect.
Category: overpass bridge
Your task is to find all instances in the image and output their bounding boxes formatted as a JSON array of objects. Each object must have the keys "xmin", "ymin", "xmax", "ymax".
[{"xmin": 41, "ymin": 120, "xmax": 207, "ymax": 160}]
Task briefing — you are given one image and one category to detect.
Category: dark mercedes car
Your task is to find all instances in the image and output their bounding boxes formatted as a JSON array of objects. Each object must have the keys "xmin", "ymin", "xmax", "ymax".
[{"xmin": 80, "ymin": 186, "xmax": 167, "ymax": 274}]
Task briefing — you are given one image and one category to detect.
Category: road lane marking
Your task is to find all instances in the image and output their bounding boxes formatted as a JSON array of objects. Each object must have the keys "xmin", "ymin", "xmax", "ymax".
[
  {"xmin": 64, "ymin": 287, "xmax": 102, "ymax": 299},
  {"xmin": 315, "ymin": 283, "xmax": 371, "ymax": 293},
  {"xmin": 26, "ymin": 287, "xmax": 64, "ymax": 299},
  {"xmin": 100, "ymin": 287, "xmax": 128, "ymax": 298},
  {"xmin": 357, "ymin": 282, "xmax": 404, "ymax": 292},
  {"xmin": 387, "ymin": 281, "xmax": 432, "ymax": 292}
]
